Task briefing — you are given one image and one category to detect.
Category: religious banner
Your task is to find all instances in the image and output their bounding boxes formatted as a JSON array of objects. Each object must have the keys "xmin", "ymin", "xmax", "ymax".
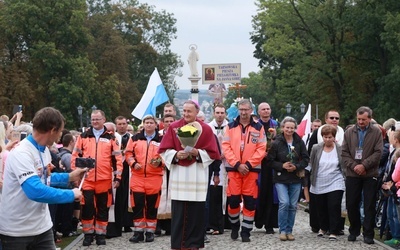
[{"xmin": 202, "ymin": 63, "xmax": 241, "ymax": 84}]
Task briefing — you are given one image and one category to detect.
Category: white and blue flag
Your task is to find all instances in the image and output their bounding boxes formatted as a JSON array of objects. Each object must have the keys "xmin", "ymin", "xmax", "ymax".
[{"xmin": 131, "ymin": 68, "xmax": 169, "ymax": 119}]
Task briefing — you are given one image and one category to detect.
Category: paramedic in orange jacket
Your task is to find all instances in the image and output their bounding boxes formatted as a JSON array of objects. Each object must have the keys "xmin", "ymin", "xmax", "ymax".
[
  {"xmin": 222, "ymin": 99, "xmax": 266, "ymax": 243},
  {"xmin": 71, "ymin": 110, "xmax": 122, "ymax": 246},
  {"xmin": 125, "ymin": 115, "xmax": 164, "ymax": 244}
]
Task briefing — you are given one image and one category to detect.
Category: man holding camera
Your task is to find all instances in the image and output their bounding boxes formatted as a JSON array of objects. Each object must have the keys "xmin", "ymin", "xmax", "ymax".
[
  {"xmin": 71, "ymin": 109, "xmax": 123, "ymax": 246},
  {"xmin": 0, "ymin": 107, "xmax": 85, "ymax": 249}
]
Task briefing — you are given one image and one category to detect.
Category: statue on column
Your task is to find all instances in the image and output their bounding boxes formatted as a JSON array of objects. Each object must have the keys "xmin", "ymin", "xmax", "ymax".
[{"xmin": 188, "ymin": 44, "xmax": 199, "ymax": 77}]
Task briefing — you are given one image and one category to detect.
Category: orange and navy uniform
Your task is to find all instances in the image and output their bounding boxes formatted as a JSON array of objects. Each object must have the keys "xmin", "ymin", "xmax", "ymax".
[
  {"xmin": 125, "ymin": 130, "xmax": 164, "ymax": 233},
  {"xmin": 223, "ymin": 118, "xmax": 266, "ymax": 173},
  {"xmin": 71, "ymin": 126, "xmax": 122, "ymax": 236},
  {"xmin": 222, "ymin": 117, "xmax": 266, "ymax": 236}
]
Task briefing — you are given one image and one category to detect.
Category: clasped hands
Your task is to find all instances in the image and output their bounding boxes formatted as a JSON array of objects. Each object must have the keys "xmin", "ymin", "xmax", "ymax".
[
  {"xmin": 238, "ymin": 164, "xmax": 249, "ymax": 176},
  {"xmin": 354, "ymin": 164, "xmax": 366, "ymax": 176},
  {"xmin": 283, "ymin": 162, "xmax": 296, "ymax": 172},
  {"xmin": 176, "ymin": 148, "xmax": 199, "ymax": 160}
]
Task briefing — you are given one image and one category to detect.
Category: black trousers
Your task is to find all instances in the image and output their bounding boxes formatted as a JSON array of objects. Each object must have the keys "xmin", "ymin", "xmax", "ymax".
[
  {"xmin": 346, "ymin": 176, "xmax": 377, "ymax": 238},
  {"xmin": 208, "ymin": 185, "xmax": 224, "ymax": 233},
  {"xmin": 254, "ymin": 163, "xmax": 278, "ymax": 230},
  {"xmin": 171, "ymin": 200, "xmax": 205, "ymax": 249},
  {"xmin": 55, "ymin": 202, "xmax": 74, "ymax": 236},
  {"xmin": 107, "ymin": 163, "xmax": 133, "ymax": 237},
  {"xmin": 314, "ymin": 190, "xmax": 344, "ymax": 234},
  {"xmin": 309, "ymin": 193, "xmax": 319, "ymax": 231}
]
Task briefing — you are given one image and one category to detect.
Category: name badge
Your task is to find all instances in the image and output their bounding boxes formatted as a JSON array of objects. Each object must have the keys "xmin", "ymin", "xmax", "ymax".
[
  {"xmin": 99, "ymin": 138, "xmax": 110, "ymax": 143},
  {"xmin": 355, "ymin": 148, "xmax": 363, "ymax": 160}
]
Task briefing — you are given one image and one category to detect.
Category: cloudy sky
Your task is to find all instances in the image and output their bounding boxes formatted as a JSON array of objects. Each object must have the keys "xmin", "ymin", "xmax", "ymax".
[{"xmin": 141, "ymin": 0, "xmax": 261, "ymax": 89}]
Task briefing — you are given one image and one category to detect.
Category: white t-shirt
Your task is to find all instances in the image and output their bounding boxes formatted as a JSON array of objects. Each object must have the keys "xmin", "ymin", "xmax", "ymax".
[
  {"xmin": 310, "ymin": 146, "xmax": 345, "ymax": 194},
  {"xmin": 0, "ymin": 139, "xmax": 53, "ymax": 237}
]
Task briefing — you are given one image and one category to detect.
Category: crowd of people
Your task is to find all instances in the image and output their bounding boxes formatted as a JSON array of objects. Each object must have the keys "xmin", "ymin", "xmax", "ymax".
[{"xmin": 1, "ymin": 101, "xmax": 400, "ymax": 249}]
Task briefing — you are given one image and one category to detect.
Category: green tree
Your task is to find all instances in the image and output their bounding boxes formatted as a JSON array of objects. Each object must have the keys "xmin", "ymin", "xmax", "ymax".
[
  {"xmin": 250, "ymin": 0, "xmax": 400, "ymax": 124},
  {"xmin": 86, "ymin": 0, "xmax": 182, "ymax": 120},
  {"xmin": 0, "ymin": 0, "xmax": 97, "ymax": 127},
  {"xmin": 0, "ymin": 0, "xmax": 182, "ymax": 127}
]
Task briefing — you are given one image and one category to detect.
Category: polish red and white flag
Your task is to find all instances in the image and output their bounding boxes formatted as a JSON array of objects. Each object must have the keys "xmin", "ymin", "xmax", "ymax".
[{"xmin": 297, "ymin": 104, "xmax": 311, "ymax": 138}]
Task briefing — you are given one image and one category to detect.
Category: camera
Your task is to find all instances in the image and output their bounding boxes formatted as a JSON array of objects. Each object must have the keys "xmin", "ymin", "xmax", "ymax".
[
  {"xmin": 75, "ymin": 157, "xmax": 95, "ymax": 169},
  {"xmin": 20, "ymin": 132, "xmax": 27, "ymax": 140}
]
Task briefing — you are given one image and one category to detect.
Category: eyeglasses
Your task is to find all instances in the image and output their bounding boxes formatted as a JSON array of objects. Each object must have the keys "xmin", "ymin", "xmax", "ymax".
[
  {"xmin": 239, "ymin": 108, "xmax": 251, "ymax": 112},
  {"xmin": 329, "ymin": 117, "xmax": 340, "ymax": 120},
  {"xmin": 91, "ymin": 118, "xmax": 103, "ymax": 122}
]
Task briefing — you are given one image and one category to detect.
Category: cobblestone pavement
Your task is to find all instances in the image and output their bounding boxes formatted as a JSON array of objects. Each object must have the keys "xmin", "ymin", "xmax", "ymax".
[{"xmin": 66, "ymin": 208, "xmax": 391, "ymax": 250}]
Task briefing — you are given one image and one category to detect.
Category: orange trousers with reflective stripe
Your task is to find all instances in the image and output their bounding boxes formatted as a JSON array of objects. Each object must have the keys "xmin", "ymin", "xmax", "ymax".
[
  {"xmin": 227, "ymin": 172, "xmax": 259, "ymax": 220},
  {"xmin": 130, "ymin": 174, "xmax": 162, "ymax": 233},
  {"xmin": 81, "ymin": 179, "xmax": 112, "ymax": 235}
]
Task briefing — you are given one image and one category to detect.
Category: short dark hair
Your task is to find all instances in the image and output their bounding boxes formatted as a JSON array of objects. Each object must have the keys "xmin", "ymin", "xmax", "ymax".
[
  {"xmin": 214, "ymin": 104, "xmax": 226, "ymax": 110},
  {"xmin": 162, "ymin": 114, "xmax": 176, "ymax": 121},
  {"xmin": 321, "ymin": 124, "xmax": 337, "ymax": 137},
  {"xmin": 32, "ymin": 107, "xmax": 65, "ymax": 133},
  {"xmin": 58, "ymin": 129, "xmax": 71, "ymax": 144},
  {"xmin": 115, "ymin": 116, "xmax": 127, "ymax": 123},
  {"xmin": 324, "ymin": 110, "xmax": 339, "ymax": 120},
  {"xmin": 164, "ymin": 103, "xmax": 176, "ymax": 111},
  {"xmin": 62, "ymin": 133, "xmax": 74, "ymax": 147}
]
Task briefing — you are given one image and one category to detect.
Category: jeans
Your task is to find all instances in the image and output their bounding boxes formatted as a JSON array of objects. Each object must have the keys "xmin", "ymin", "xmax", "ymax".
[
  {"xmin": 387, "ymin": 196, "xmax": 400, "ymax": 239},
  {"xmin": 275, "ymin": 183, "xmax": 301, "ymax": 234},
  {"xmin": 0, "ymin": 228, "xmax": 55, "ymax": 250}
]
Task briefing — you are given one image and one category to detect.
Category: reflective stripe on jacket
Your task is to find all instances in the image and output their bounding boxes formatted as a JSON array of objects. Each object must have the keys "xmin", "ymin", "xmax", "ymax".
[
  {"xmin": 125, "ymin": 130, "xmax": 164, "ymax": 177},
  {"xmin": 71, "ymin": 126, "xmax": 123, "ymax": 181}
]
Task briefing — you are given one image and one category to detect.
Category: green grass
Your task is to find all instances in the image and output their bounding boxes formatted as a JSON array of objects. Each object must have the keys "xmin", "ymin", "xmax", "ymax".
[
  {"xmin": 56, "ymin": 236, "xmax": 78, "ymax": 249},
  {"xmin": 56, "ymin": 230, "xmax": 82, "ymax": 249}
]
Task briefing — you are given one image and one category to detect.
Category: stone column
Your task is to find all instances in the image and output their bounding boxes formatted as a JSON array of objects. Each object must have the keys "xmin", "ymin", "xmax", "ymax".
[{"xmin": 189, "ymin": 76, "xmax": 201, "ymax": 103}]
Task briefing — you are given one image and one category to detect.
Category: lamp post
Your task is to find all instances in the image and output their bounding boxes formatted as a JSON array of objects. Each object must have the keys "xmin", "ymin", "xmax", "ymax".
[
  {"xmin": 91, "ymin": 105, "xmax": 97, "ymax": 111},
  {"xmin": 286, "ymin": 103, "xmax": 292, "ymax": 115},
  {"xmin": 286, "ymin": 103, "xmax": 305, "ymax": 122},
  {"xmin": 300, "ymin": 103, "xmax": 306, "ymax": 114},
  {"xmin": 77, "ymin": 105, "xmax": 83, "ymax": 131}
]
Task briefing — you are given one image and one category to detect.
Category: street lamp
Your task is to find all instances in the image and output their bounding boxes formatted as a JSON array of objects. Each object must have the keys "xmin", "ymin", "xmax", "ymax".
[
  {"xmin": 91, "ymin": 105, "xmax": 97, "ymax": 111},
  {"xmin": 77, "ymin": 105, "xmax": 83, "ymax": 130},
  {"xmin": 300, "ymin": 103, "xmax": 306, "ymax": 114},
  {"xmin": 286, "ymin": 103, "xmax": 306, "ymax": 122},
  {"xmin": 286, "ymin": 103, "xmax": 292, "ymax": 115}
]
